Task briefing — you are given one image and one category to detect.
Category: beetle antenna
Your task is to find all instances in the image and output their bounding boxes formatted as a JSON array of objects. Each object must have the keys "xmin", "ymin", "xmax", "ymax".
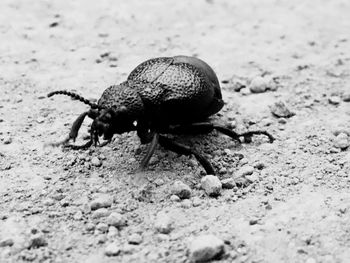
[{"xmin": 47, "ymin": 90, "xmax": 103, "ymax": 109}]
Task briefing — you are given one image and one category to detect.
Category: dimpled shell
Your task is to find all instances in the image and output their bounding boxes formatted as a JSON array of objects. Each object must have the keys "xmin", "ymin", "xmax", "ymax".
[{"xmin": 127, "ymin": 56, "xmax": 224, "ymax": 123}]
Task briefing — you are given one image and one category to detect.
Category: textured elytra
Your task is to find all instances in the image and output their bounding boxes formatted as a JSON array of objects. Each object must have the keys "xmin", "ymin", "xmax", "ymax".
[
  {"xmin": 127, "ymin": 57, "xmax": 174, "ymax": 84},
  {"xmin": 96, "ymin": 56, "xmax": 224, "ymax": 125},
  {"xmin": 125, "ymin": 56, "xmax": 224, "ymax": 123}
]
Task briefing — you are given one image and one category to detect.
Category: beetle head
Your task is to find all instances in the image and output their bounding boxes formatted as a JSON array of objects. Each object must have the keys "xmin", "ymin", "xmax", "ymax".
[
  {"xmin": 90, "ymin": 106, "xmax": 136, "ymax": 145},
  {"xmin": 47, "ymin": 90, "xmax": 136, "ymax": 147}
]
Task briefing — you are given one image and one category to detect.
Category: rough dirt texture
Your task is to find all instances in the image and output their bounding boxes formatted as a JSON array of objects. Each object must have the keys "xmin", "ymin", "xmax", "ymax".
[{"xmin": 1, "ymin": 0, "xmax": 350, "ymax": 262}]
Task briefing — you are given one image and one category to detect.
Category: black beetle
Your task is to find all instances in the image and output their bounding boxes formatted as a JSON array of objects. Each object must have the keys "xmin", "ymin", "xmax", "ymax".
[{"xmin": 48, "ymin": 56, "xmax": 274, "ymax": 174}]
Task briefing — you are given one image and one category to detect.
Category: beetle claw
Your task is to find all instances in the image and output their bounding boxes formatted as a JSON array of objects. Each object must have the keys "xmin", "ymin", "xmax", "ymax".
[
  {"xmin": 44, "ymin": 136, "xmax": 71, "ymax": 148},
  {"xmin": 63, "ymin": 139, "xmax": 93, "ymax": 150}
]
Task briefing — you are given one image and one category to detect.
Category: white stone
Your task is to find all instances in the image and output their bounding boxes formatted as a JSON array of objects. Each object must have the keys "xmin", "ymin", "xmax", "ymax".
[
  {"xmin": 106, "ymin": 212, "xmax": 127, "ymax": 228},
  {"xmin": 105, "ymin": 242, "xmax": 120, "ymax": 256},
  {"xmin": 334, "ymin": 133, "xmax": 349, "ymax": 149},
  {"xmin": 188, "ymin": 235, "xmax": 224, "ymax": 262},
  {"xmin": 155, "ymin": 212, "xmax": 173, "ymax": 234},
  {"xmin": 90, "ymin": 194, "xmax": 113, "ymax": 210},
  {"xmin": 201, "ymin": 175, "xmax": 222, "ymax": 196},
  {"xmin": 171, "ymin": 180, "xmax": 192, "ymax": 199}
]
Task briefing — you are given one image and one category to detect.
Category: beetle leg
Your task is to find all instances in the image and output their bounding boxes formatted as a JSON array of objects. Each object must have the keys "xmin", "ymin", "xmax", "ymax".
[
  {"xmin": 158, "ymin": 135, "xmax": 215, "ymax": 175},
  {"xmin": 98, "ymin": 139, "xmax": 112, "ymax": 147},
  {"xmin": 165, "ymin": 122, "xmax": 274, "ymax": 143},
  {"xmin": 213, "ymin": 125, "xmax": 275, "ymax": 143},
  {"xmin": 136, "ymin": 119, "xmax": 154, "ymax": 144},
  {"xmin": 45, "ymin": 111, "xmax": 89, "ymax": 148},
  {"xmin": 64, "ymin": 139, "xmax": 93, "ymax": 150},
  {"xmin": 139, "ymin": 133, "xmax": 159, "ymax": 170},
  {"xmin": 69, "ymin": 111, "xmax": 89, "ymax": 142}
]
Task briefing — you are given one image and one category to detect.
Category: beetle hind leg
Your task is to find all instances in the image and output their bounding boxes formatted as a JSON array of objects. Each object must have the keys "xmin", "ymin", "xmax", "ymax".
[
  {"xmin": 213, "ymin": 125, "xmax": 275, "ymax": 143},
  {"xmin": 165, "ymin": 122, "xmax": 274, "ymax": 143},
  {"xmin": 158, "ymin": 135, "xmax": 215, "ymax": 175},
  {"xmin": 139, "ymin": 133, "xmax": 159, "ymax": 170}
]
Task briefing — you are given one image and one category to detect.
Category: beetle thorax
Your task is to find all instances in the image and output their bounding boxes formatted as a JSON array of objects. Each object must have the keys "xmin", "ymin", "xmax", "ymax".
[{"xmin": 92, "ymin": 82, "xmax": 145, "ymax": 140}]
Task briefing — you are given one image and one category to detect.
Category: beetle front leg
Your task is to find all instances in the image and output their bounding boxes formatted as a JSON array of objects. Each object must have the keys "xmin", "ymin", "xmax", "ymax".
[
  {"xmin": 45, "ymin": 111, "xmax": 89, "ymax": 148},
  {"xmin": 139, "ymin": 133, "xmax": 159, "ymax": 170},
  {"xmin": 158, "ymin": 135, "xmax": 215, "ymax": 175}
]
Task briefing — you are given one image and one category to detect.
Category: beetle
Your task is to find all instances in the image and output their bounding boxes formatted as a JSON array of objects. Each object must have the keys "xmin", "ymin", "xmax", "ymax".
[{"xmin": 47, "ymin": 56, "xmax": 274, "ymax": 174}]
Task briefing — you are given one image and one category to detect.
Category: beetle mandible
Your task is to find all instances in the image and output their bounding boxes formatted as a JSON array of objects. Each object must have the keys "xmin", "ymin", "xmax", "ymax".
[{"xmin": 47, "ymin": 56, "xmax": 274, "ymax": 174}]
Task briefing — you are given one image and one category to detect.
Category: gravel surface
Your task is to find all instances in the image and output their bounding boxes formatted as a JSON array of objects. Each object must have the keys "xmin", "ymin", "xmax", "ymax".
[{"xmin": 1, "ymin": 0, "xmax": 350, "ymax": 262}]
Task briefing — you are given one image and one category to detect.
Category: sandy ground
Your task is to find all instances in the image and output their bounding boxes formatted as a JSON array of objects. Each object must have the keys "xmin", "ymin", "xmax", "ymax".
[{"xmin": 1, "ymin": 0, "xmax": 350, "ymax": 262}]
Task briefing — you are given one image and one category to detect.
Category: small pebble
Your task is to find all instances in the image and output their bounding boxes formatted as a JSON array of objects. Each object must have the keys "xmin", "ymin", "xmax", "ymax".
[
  {"xmin": 231, "ymin": 79, "xmax": 246, "ymax": 92},
  {"xmin": 223, "ymin": 148, "xmax": 233, "ymax": 156},
  {"xmin": 188, "ymin": 234, "xmax": 224, "ymax": 263},
  {"xmin": 3, "ymin": 137, "xmax": 12, "ymax": 145},
  {"xmin": 96, "ymin": 223, "xmax": 109, "ymax": 233},
  {"xmin": 181, "ymin": 199, "xmax": 192, "ymax": 209},
  {"xmin": 85, "ymin": 223, "xmax": 95, "ymax": 232},
  {"xmin": 261, "ymin": 118, "xmax": 273, "ymax": 127},
  {"xmin": 342, "ymin": 92, "xmax": 350, "ymax": 102},
  {"xmin": 91, "ymin": 157, "xmax": 102, "ymax": 167},
  {"xmin": 0, "ymin": 238, "xmax": 14, "ymax": 247},
  {"xmin": 249, "ymin": 76, "xmax": 270, "ymax": 93},
  {"xmin": 338, "ymin": 204, "xmax": 347, "ymax": 214},
  {"xmin": 128, "ymin": 233, "xmax": 143, "ymax": 245},
  {"xmin": 105, "ymin": 242, "xmax": 121, "ymax": 257},
  {"xmin": 253, "ymin": 161, "xmax": 265, "ymax": 170},
  {"xmin": 201, "ymin": 175, "xmax": 222, "ymax": 196},
  {"xmin": 221, "ymin": 178, "xmax": 236, "ymax": 189},
  {"xmin": 170, "ymin": 195, "xmax": 181, "ymax": 202},
  {"xmin": 149, "ymin": 155, "xmax": 159, "ymax": 165},
  {"xmin": 192, "ymin": 197, "xmax": 202, "ymax": 207},
  {"xmin": 91, "ymin": 208, "xmax": 111, "ymax": 219},
  {"xmin": 240, "ymin": 88, "xmax": 250, "ymax": 95},
  {"xmin": 249, "ymin": 218, "xmax": 259, "ymax": 225},
  {"xmin": 154, "ymin": 178, "xmax": 165, "ymax": 186},
  {"xmin": 328, "ymin": 96, "xmax": 341, "ymax": 105},
  {"xmin": 171, "ymin": 180, "xmax": 192, "ymax": 199},
  {"xmin": 278, "ymin": 118, "xmax": 287, "ymax": 124},
  {"xmin": 36, "ymin": 117, "xmax": 45, "ymax": 123},
  {"xmin": 43, "ymin": 198, "xmax": 55, "ymax": 206},
  {"xmin": 155, "ymin": 212, "xmax": 173, "ymax": 234},
  {"xmin": 340, "ymin": 152, "xmax": 350, "ymax": 165},
  {"xmin": 108, "ymin": 225, "xmax": 118, "ymax": 234},
  {"xmin": 49, "ymin": 21, "xmax": 59, "ymax": 27},
  {"xmin": 90, "ymin": 194, "xmax": 113, "ymax": 210},
  {"xmin": 73, "ymin": 211, "xmax": 83, "ymax": 220},
  {"xmin": 270, "ymin": 101, "xmax": 295, "ymax": 118},
  {"xmin": 246, "ymin": 172, "xmax": 259, "ymax": 183},
  {"xmin": 156, "ymin": 233, "xmax": 170, "ymax": 242},
  {"xmin": 305, "ymin": 257, "xmax": 317, "ymax": 263},
  {"xmin": 239, "ymin": 157, "xmax": 249, "ymax": 165},
  {"xmin": 106, "ymin": 212, "xmax": 127, "ymax": 228},
  {"xmin": 237, "ymin": 165, "xmax": 254, "ymax": 176},
  {"xmin": 28, "ymin": 234, "xmax": 48, "ymax": 248},
  {"xmin": 121, "ymin": 244, "xmax": 137, "ymax": 254},
  {"xmin": 234, "ymin": 177, "xmax": 252, "ymax": 188},
  {"xmin": 332, "ymin": 127, "xmax": 350, "ymax": 136},
  {"xmin": 97, "ymin": 234, "xmax": 107, "ymax": 244},
  {"xmin": 334, "ymin": 133, "xmax": 349, "ymax": 149},
  {"xmin": 218, "ymin": 167, "xmax": 227, "ymax": 174}
]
